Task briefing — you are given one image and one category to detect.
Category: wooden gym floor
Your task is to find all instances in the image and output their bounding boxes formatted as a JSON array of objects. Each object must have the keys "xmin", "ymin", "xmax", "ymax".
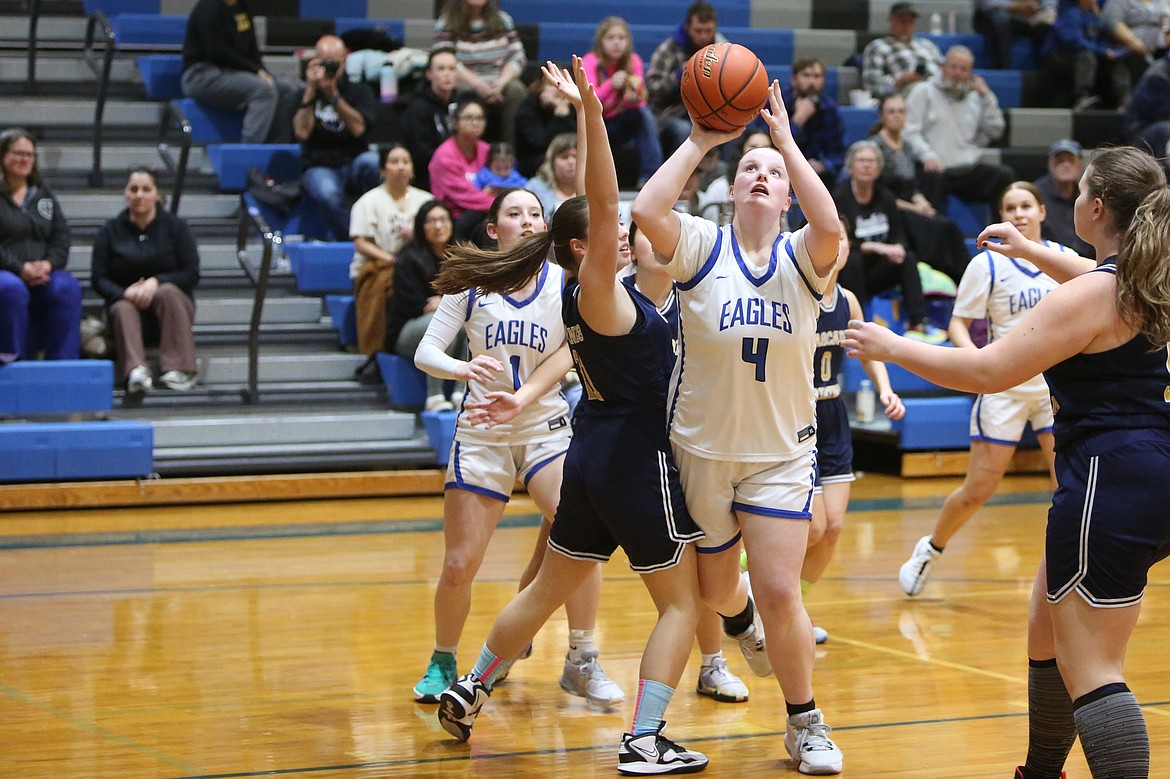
[{"xmin": 2, "ymin": 472, "xmax": 1168, "ymax": 778}]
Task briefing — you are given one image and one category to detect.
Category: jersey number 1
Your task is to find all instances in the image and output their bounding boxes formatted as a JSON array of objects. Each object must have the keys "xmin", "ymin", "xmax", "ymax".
[{"xmin": 741, "ymin": 337, "xmax": 769, "ymax": 383}]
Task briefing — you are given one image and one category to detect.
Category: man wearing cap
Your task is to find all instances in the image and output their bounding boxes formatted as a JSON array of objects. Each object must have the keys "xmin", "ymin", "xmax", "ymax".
[
  {"xmin": 903, "ymin": 45, "xmax": 1015, "ymax": 214},
  {"xmin": 1033, "ymin": 139, "xmax": 1094, "ymax": 259},
  {"xmin": 862, "ymin": 2, "xmax": 944, "ymax": 97}
]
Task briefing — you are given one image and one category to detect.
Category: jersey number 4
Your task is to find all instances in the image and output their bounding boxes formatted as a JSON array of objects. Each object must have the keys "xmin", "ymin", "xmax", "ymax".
[{"xmin": 741, "ymin": 337, "xmax": 769, "ymax": 383}]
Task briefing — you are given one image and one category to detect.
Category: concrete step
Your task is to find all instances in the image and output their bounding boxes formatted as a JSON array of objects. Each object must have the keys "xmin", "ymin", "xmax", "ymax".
[
  {"xmin": 0, "ymin": 53, "xmax": 139, "ymax": 83},
  {"xmin": 195, "ymin": 296, "xmax": 322, "ymax": 326},
  {"xmin": 58, "ymin": 190, "xmax": 237, "ymax": 219},
  {"xmin": 11, "ymin": 96, "xmax": 162, "ymax": 126},
  {"xmin": 1, "ymin": 16, "xmax": 90, "ymax": 43},
  {"xmin": 36, "ymin": 142, "xmax": 209, "ymax": 174},
  {"xmin": 70, "ymin": 241, "xmax": 241, "ymax": 273},
  {"xmin": 200, "ymin": 352, "xmax": 366, "ymax": 385},
  {"xmin": 150, "ymin": 409, "xmax": 417, "ymax": 448}
]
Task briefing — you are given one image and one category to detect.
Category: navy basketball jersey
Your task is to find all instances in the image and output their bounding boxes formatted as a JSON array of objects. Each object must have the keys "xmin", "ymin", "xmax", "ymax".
[
  {"xmin": 563, "ymin": 276, "xmax": 679, "ymax": 416},
  {"xmin": 814, "ymin": 286, "xmax": 850, "ymax": 401},
  {"xmin": 1043, "ymin": 263, "xmax": 1170, "ymax": 446}
]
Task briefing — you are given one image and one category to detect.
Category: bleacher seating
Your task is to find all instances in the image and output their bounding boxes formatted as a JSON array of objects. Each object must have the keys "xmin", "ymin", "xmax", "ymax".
[
  {"xmin": 377, "ymin": 352, "xmax": 427, "ymax": 410},
  {"xmin": 284, "ymin": 242, "xmax": 355, "ymax": 295},
  {"xmin": 324, "ymin": 294, "xmax": 358, "ymax": 348},
  {"xmin": 0, "ymin": 421, "xmax": 154, "ymax": 482},
  {"xmin": 841, "ymin": 105, "xmax": 878, "ymax": 146},
  {"xmin": 136, "ymin": 53, "xmax": 183, "ymax": 99},
  {"xmin": 334, "ymin": 17, "xmax": 405, "ymax": 38},
  {"xmin": 534, "ymin": 24, "xmax": 793, "ymax": 67},
  {"xmin": 502, "ymin": 0, "xmax": 752, "ymax": 28},
  {"xmin": 0, "ymin": 361, "xmax": 114, "ymax": 415},
  {"xmin": 892, "ymin": 396, "xmax": 974, "ymax": 450},
  {"xmin": 206, "ymin": 143, "xmax": 303, "ymax": 192},
  {"xmin": 421, "ymin": 410, "xmax": 457, "ymax": 467}
]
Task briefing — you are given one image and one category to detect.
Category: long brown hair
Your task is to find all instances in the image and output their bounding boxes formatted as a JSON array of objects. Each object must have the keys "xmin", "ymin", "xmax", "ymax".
[
  {"xmin": 1094, "ymin": 147, "xmax": 1170, "ymax": 344},
  {"xmin": 593, "ymin": 17, "xmax": 632, "ymax": 74},
  {"xmin": 434, "ymin": 192, "xmax": 588, "ymax": 296},
  {"xmin": 536, "ymin": 133, "xmax": 577, "ymax": 187},
  {"xmin": 440, "ymin": 0, "xmax": 507, "ymax": 37}
]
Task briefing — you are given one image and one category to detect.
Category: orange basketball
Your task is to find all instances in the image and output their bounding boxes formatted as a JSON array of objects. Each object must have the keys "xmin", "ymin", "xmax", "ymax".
[{"xmin": 680, "ymin": 42, "xmax": 769, "ymax": 132}]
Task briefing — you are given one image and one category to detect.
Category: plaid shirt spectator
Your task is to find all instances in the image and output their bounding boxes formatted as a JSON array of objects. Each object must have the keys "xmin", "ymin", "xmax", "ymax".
[
  {"xmin": 645, "ymin": 25, "xmax": 726, "ymax": 121},
  {"xmin": 862, "ymin": 35, "xmax": 943, "ymax": 96}
]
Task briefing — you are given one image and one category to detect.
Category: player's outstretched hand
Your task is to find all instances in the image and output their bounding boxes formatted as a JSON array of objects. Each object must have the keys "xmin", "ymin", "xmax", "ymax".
[
  {"xmin": 759, "ymin": 80, "xmax": 794, "ymax": 147},
  {"xmin": 542, "ymin": 58, "xmax": 583, "ymax": 107},
  {"xmin": 976, "ymin": 221, "xmax": 1037, "ymax": 261},
  {"xmin": 843, "ymin": 319, "xmax": 901, "ymax": 362},
  {"xmin": 459, "ymin": 355, "xmax": 504, "ymax": 385}
]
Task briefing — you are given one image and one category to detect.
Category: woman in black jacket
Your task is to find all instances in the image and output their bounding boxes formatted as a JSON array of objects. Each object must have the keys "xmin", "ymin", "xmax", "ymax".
[
  {"xmin": 0, "ymin": 129, "xmax": 80, "ymax": 362},
  {"xmin": 91, "ymin": 167, "xmax": 201, "ymax": 394},
  {"xmin": 385, "ymin": 200, "xmax": 464, "ymax": 410}
]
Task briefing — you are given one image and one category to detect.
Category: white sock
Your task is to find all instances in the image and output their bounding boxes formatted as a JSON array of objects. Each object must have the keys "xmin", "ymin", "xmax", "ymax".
[
  {"xmin": 567, "ymin": 629, "xmax": 595, "ymax": 661},
  {"xmin": 435, "ymin": 642, "xmax": 458, "ymax": 655},
  {"xmin": 700, "ymin": 651, "xmax": 723, "ymax": 668}
]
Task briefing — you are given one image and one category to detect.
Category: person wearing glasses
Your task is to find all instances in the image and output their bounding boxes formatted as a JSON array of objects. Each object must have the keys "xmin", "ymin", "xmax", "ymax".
[
  {"xmin": 0, "ymin": 129, "xmax": 80, "ymax": 362},
  {"xmin": 429, "ymin": 97, "xmax": 497, "ymax": 240}
]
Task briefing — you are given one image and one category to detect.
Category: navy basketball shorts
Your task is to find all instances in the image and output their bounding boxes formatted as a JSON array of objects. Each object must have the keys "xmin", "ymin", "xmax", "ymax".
[
  {"xmin": 1047, "ymin": 428, "xmax": 1170, "ymax": 607},
  {"xmin": 814, "ymin": 397, "xmax": 855, "ymax": 489},
  {"xmin": 549, "ymin": 414, "xmax": 704, "ymax": 573}
]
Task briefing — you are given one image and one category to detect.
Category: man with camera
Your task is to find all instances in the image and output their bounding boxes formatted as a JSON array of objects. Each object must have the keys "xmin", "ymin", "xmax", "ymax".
[
  {"xmin": 861, "ymin": 2, "xmax": 944, "ymax": 97},
  {"xmin": 295, "ymin": 35, "xmax": 381, "ymax": 241}
]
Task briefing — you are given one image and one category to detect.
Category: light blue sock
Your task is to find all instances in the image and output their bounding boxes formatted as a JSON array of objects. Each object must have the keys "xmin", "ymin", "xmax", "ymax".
[
  {"xmin": 632, "ymin": 679, "xmax": 675, "ymax": 736},
  {"xmin": 471, "ymin": 644, "xmax": 507, "ymax": 688}
]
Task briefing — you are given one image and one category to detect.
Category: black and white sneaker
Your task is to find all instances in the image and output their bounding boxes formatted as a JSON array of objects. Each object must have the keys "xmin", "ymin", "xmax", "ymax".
[
  {"xmin": 618, "ymin": 723, "xmax": 708, "ymax": 775},
  {"xmin": 437, "ymin": 674, "xmax": 490, "ymax": 741}
]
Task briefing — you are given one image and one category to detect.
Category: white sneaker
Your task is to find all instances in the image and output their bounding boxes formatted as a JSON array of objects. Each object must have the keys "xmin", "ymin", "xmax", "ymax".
[
  {"xmin": 559, "ymin": 648, "xmax": 625, "ymax": 707},
  {"xmin": 696, "ymin": 655, "xmax": 749, "ymax": 702},
  {"xmin": 425, "ymin": 393, "xmax": 455, "ymax": 412},
  {"xmin": 437, "ymin": 673, "xmax": 490, "ymax": 741},
  {"xmin": 785, "ymin": 708, "xmax": 843, "ymax": 775},
  {"xmin": 725, "ymin": 588, "xmax": 772, "ymax": 677},
  {"xmin": 126, "ymin": 365, "xmax": 152, "ymax": 394},
  {"xmin": 618, "ymin": 724, "xmax": 708, "ymax": 775},
  {"xmin": 158, "ymin": 370, "xmax": 196, "ymax": 391},
  {"xmin": 812, "ymin": 625, "xmax": 829, "ymax": 644},
  {"xmin": 899, "ymin": 535, "xmax": 942, "ymax": 596}
]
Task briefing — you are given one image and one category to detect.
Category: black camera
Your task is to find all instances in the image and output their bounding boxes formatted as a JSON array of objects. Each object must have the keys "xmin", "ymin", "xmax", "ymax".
[
  {"xmin": 914, "ymin": 61, "xmax": 928, "ymax": 77},
  {"xmin": 321, "ymin": 59, "xmax": 340, "ymax": 78}
]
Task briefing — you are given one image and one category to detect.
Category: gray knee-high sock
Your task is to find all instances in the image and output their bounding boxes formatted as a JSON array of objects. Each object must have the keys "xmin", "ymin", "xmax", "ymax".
[
  {"xmin": 1023, "ymin": 658, "xmax": 1077, "ymax": 778},
  {"xmin": 1073, "ymin": 684, "xmax": 1148, "ymax": 779}
]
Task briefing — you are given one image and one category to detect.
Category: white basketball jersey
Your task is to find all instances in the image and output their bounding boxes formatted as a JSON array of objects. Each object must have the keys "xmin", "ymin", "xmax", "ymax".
[
  {"xmin": 451, "ymin": 261, "xmax": 571, "ymax": 444},
  {"xmin": 952, "ymin": 241, "xmax": 1073, "ymax": 400},
  {"xmin": 665, "ymin": 213, "xmax": 828, "ymax": 461}
]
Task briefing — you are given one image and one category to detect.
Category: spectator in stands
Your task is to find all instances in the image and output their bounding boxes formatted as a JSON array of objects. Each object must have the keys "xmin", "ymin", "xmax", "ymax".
[
  {"xmin": 433, "ymin": 0, "xmax": 527, "ymax": 146},
  {"xmin": 868, "ymin": 93, "xmax": 970, "ymax": 285},
  {"xmin": 526, "ymin": 132, "xmax": 578, "ymax": 217},
  {"xmin": 1041, "ymin": 0, "xmax": 1129, "ymax": 110},
  {"xmin": 1032, "ymin": 138, "xmax": 1095, "ymax": 257},
  {"xmin": 180, "ymin": 0, "xmax": 301, "ymax": 144},
  {"xmin": 514, "ymin": 77, "xmax": 578, "ymax": 178},
  {"xmin": 903, "ymin": 45, "xmax": 1016, "ymax": 214},
  {"xmin": 401, "ymin": 47, "xmax": 462, "ymax": 192},
  {"xmin": 429, "ymin": 97, "xmax": 496, "ymax": 239},
  {"xmin": 1124, "ymin": 50, "xmax": 1170, "ymax": 157},
  {"xmin": 973, "ymin": 0, "xmax": 1057, "ymax": 70},
  {"xmin": 869, "ymin": 93, "xmax": 945, "ymax": 214},
  {"xmin": 91, "ymin": 167, "xmax": 200, "ymax": 394},
  {"xmin": 295, "ymin": 35, "xmax": 381, "ymax": 243},
  {"xmin": 474, "ymin": 142, "xmax": 528, "ymax": 190},
  {"xmin": 646, "ymin": 1, "xmax": 724, "ymax": 156},
  {"xmin": 1102, "ymin": 0, "xmax": 1170, "ymax": 90},
  {"xmin": 581, "ymin": 16, "xmax": 663, "ymax": 188},
  {"xmin": 746, "ymin": 57, "xmax": 844, "ymax": 186},
  {"xmin": 832, "ymin": 140, "xmax": 944, "ymax": 342},
  {"xmin": 0, "ymin": 129, "xmax": 79, "ymax": 363},
  {"xmin": 348, "ymin": 144, "xmax": 431, "ymax": 378},
  {"xmin": 862, "ymin": 2, "xmax": 944, "ymax": 97},
  {"xmin": 385, "ymin": 200, "xmax": 464, "ymax": 409}
]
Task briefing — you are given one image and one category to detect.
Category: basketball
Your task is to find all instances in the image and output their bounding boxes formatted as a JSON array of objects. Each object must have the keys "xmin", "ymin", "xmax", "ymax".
[{"xmin": 680, "ymin": 42, "xmax": 769, "ymax": 132}]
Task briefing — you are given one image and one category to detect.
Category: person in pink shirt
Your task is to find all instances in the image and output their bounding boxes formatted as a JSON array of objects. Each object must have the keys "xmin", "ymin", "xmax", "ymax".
[
  {"xmin": 581, "ymin": 17, "xmax": 663, "ymax": 188},
  {"xmin": 429, "ymin": 97, "xmax": 497, "ymax": 239}
]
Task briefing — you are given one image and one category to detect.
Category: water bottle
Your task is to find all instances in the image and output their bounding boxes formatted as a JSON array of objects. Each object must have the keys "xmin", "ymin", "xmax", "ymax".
[
  {"xmin": 380, "ymin": 62, "xmax": 398, "ymax": 104},
  {"xmin": 856, "ymin": 379, "xmax": 876, "ymax": 424},
  {"xmin": 929, "ymin": 12, "xmax": 943, "ymax": 35}
]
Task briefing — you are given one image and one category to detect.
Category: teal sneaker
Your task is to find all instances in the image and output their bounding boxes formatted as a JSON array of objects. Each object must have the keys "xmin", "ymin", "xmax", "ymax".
[{"xmin": 414, "ymin": 650, "xmax": 457, "ymax": 703}]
